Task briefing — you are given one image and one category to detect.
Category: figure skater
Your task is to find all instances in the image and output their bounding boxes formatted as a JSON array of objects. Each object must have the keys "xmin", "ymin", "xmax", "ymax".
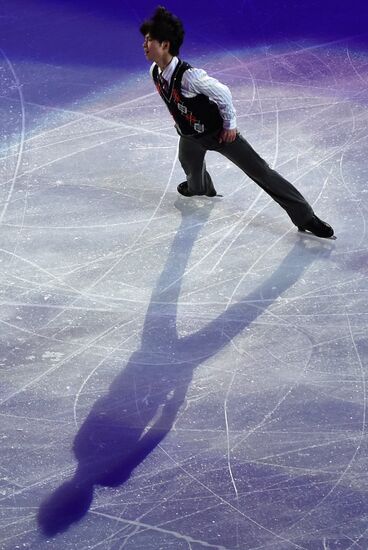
[{"xmin": 140, "ymin": 6, "xmax": 334, "ymax": 238}]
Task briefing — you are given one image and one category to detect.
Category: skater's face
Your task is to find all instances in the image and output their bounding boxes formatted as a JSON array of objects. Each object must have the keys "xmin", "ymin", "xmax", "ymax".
[{"xmin": 143, "ymin": 34, "xmax": 171, "ymax": 63}]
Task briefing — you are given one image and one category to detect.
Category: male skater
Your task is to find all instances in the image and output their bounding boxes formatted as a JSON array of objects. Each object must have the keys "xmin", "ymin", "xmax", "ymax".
[{"xmin": 140, "ymin": 6, "xmax": 334, "ymax": 238}]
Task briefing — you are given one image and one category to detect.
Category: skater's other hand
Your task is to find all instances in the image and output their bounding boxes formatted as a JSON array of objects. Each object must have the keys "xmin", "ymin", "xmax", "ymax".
[{"xmin": 218, "ymin": 128, "xmax": 237, "ymax": 143}]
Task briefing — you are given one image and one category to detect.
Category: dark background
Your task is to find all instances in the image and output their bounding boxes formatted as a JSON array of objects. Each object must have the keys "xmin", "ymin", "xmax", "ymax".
[{"xmin": 2, "ymin": 0, "xmax": 367, "ymax": 70}]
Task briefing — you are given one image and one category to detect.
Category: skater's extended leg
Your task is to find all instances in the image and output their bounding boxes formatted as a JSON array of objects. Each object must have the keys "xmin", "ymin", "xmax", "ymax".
[
  {"xmin": 200, "ymin": 131, "xmax": 333, "ymax": 237},
  {"xmin": 218, "ymin": 133, "xmax": 313, "ymax": 226}
]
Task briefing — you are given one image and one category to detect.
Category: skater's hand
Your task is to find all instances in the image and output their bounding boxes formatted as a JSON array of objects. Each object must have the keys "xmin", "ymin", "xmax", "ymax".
[{"xmin": 218, "ymin": 128, "xmax": 237, "ymax": 143}]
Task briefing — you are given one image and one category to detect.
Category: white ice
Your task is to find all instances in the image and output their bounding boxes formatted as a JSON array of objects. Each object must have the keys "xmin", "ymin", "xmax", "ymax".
[{"xmin": 0, "ymin": 19, "xmax": 368, "ymax": 550}]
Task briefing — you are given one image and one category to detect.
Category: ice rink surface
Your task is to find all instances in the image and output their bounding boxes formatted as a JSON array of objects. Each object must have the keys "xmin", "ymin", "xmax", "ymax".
[{"xmin": 1, "ymin": 2, "xmax": 368, "ymax": 549}]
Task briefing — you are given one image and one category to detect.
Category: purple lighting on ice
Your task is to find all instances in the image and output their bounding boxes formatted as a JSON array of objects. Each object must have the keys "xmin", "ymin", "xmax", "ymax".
[{"xmin": 0, "ymin": 1, "xmax": 368, "ymax": 549}]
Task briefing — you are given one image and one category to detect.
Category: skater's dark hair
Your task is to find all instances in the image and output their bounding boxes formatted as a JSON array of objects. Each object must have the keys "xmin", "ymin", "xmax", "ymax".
[{"xmin": 140, "ymin": 6, "xmax": 185, "ymax": 56}]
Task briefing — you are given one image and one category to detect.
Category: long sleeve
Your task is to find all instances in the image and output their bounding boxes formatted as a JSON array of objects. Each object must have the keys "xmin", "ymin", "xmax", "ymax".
[{"xmin": 181, "ymin": 68, "xmax": 237, "ymax": 130}]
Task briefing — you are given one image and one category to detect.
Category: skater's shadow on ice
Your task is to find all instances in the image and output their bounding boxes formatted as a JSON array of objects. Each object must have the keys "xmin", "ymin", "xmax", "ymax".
[{"xmin": 38, "ymin": 200, "xmax": 333, "ymax": 536}]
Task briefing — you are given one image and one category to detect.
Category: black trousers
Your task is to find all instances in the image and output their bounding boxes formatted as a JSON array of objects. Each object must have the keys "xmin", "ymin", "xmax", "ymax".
[{"xmin": 178, "ymin": 130, "xmax": 314, "ymax": 226}]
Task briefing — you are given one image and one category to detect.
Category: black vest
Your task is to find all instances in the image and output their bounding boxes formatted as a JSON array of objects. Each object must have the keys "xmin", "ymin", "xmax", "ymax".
[{"xmin": 152, "ymin": 60, "xmax": 223, "ymax": 136}]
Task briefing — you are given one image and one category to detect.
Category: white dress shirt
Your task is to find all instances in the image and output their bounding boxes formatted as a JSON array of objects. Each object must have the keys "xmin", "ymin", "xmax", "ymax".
[{"xmin": 150, "ymin": 57, "xmax": 237, "ymax": 130}]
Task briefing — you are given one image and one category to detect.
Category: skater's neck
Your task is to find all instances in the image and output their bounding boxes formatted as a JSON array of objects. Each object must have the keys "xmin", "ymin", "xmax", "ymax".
[{"xmin": 157, "ymin": 54, "xmax": 174, "ymax": 72}]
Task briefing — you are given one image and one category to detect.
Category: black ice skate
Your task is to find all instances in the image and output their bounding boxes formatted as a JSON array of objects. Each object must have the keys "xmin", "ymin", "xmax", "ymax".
[
  {"xmin": 177, "ymin": 181, "xmax": 217, "ymax": 197},
  {"xmin": 298, "ymin": 214, "xmax": 334, "ymax": 239}
]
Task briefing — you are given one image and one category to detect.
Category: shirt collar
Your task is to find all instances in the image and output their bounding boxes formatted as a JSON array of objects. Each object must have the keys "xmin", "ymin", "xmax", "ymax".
[{"xmin": 159, "ymin": 56, "xmax": 179, "ymax": 83}]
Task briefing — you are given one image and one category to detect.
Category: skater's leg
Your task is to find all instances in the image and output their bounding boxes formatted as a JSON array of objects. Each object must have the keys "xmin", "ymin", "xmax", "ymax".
[
  {"xmin": 178, "ymin": 136, "xmax": 216, "ymax": 196},
  {"xmin": 207, "ymin": 132, "xmax": 313, "ymax": 226}
]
